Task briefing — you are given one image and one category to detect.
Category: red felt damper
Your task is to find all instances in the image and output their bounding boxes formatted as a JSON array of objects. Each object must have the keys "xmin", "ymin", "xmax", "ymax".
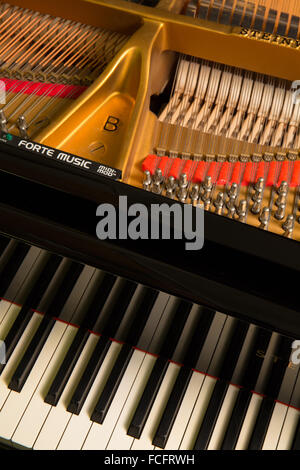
[{"xmin": 1, "ymin": 77, "xmax": 86, "ymax": 99}]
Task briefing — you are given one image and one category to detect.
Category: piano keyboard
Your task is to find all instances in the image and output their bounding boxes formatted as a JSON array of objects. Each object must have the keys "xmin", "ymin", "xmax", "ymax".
[{"xmin": 0, "ymin": 235, "xmax": 299, "ymax": 450}]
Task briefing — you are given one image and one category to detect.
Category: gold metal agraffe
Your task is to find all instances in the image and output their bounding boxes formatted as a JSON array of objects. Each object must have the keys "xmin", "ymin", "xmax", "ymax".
[{"xmin": 4, "ymin": 0, "xmax": 300, "ymax": 239}]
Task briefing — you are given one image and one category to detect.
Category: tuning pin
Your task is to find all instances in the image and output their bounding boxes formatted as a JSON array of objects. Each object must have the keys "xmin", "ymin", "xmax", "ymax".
[
  {"xmin": 165, "ymin": 175, "xmax": 176, "ymax": 198},
  {"xmin": 179, "ymin": 173, "xmax": 188, "ymax": 189},
  {"xmin": 143, "ymin": 170, "xmax": 152, "ymax": 191},
  {"xmin": 282, "ymin": 214, "xmax": 295, "ymax": 238},
  {"xmin": 177, "ymin": 187, "xmax": 188, "ymax": 203},
  {"xmin": 226, "ymin": 197, "xmax": 236, "ymax": 217},
  {"xmin": 251, "ymin": 196, "xmax": 262, "ymax": 214},
  {"xmin": 259, "ymin": 207, "xmax": 270, "ymax": 229},
  {"xmin": 203, "ymin": 187, "xmax": 212, "ymax": 204},
  {"xmin": 275, "ymin": 182, "xmax": 288, "ymax": 206},
  {"xmin": 254, "ymin": 177, "xmax": 265, "ymax": 193},
  {"xmin": 203, "ymin": 175, "xmax": 213, "ymax": 191},
  {"xmin": 17, "ymin": 115, "xmax": 28, "ymax": 139},
  {"xmin": 275, "ymin": 193, "xmax": 287, "ymax": 207},
  {"xmin": 228, "ymin": 183, "xmax": 238, "ymax": 200},
  {"xmin": 236, "ymin": 199, "xmax": 247, "ymax": 222},
  {"xmin": 274, "ymin": 203, "xmax": 286, "ymax": 220},
  {"xmin": 152, "ymin": 181, "xmax": 162, "ymax": 194},
  {"xmin": 252, "ymin": 189, "xmax": 263, "ymax": 203},
  {"xmin": 0, "ymin": 110, "xmax": 7, "ymax": 132},
  {"xmin": 277, "ymin": 181, "xmax": 288, "ymax": 195},
  {"xmin": 153, "ymin": 168, "xmax": 163, "ymax": 185},
  {"xmin": 214, "ymin": 192, "xmax": 225, "ymax": 215},
  {"xmin": 190, "ymin": 184, "xmax": 200, "ymax": 206}
]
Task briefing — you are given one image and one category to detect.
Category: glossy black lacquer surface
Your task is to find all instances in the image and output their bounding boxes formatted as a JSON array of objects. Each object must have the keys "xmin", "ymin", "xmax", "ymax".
[{"xmin": 0, "ymin": 141, "xmax": 299, "ymax": 338}]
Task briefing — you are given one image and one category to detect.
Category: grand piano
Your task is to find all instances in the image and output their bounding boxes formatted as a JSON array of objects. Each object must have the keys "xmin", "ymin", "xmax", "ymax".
[{"xmin": 0, "ymin": 0, "xmax": 299, "ymax": 450}]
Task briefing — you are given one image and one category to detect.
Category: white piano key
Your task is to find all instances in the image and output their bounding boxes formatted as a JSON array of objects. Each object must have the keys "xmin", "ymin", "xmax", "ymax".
[
  {"xmin": 2, "ymin": 247, "xmax": 42, "ymax": 302},
  {"xmin": 106, "ymin": 354, "xmax": 172, "ymax": 450},
  {"xmin": 0, "ymin": 312, "xmax": 43, "ymax": 411},
  {"xmin": 163, "ymin": 312, "xmax": 227, "ymax": 451},
  {"xmin": 204, "ymin": 326, "xmax": 261, "ymax": 450},
  {"xmin": 261, "ymin": 358, "xmax": 300, "ymax": 450},
  {"xmin": 207, "ymin": 384, "xmax": 240, "ymax": 450},
  {"xmin": 33, "ymin": 332, "xmax": 103, "ymax": 450},
  {"xmin": 276, "ymin": 366, "xmax": 300, "ymax": 450},
  {"xmin": 262, "ymin": 402, "xmax": 288, "ymax": 450},
  {"xmin": 0, "ymin": 319, "xmax": 68, "ymax": 443},
  {"xmin": 82, "ymin": 349, "xmax": 152, "ymax": 450},
  {"xmin": 0, "ymin": 247, "xmax": 44, "ymax": 326},
  {"xmin": 235, "ymin": 393, "xmax": 263, "ymax": 450},
  {"xmin": 58, "ymin": 292, "xmax": 171, "ymax": 450},
  {"xmin": 128, "ymin": 360, "xmax": 180, "ymax": 451},
  {"xmin": 277, "ymin": 407, "xmax": 300, "ymax": 450},
  {"xmin": 0, "ymin": 303, "xmax": 21, "ymax": 338},
  {"xmin": 162, "ymin": 370, "xmax": 205, "ymax": 450},
  {"xmin": 0, "ymin": 300, "xmax": 20, "ymax": 327},
  {"xmin": 178, "ymin": 316, "xmax": 236, "ymax": 450},
  {"xmin": 179, "ymin": 375, "xmax": 217, "ymax": 450},
  {"xmin": 56, "ymin": 341, "xmax": 122, "ymax": 450},
  {"xmin": 0, "ymin": 266, "xmax": 96, "ymax": 447},
  {"xmin": 107, "ymin": 302, "xmax": 201, "ymax": 450},
  {"xmin": 11, "ymin": 323, "xmax": 80, "ymax": 449}
]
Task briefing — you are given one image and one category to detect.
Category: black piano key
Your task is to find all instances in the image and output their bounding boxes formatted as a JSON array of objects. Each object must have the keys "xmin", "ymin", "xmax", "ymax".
[
  {"xmin": 66, "ymin": 335, "xmax": 111, "ymax": 415},
  {"xmin": 292, "ymin": 418, "xmax": 300, "ymax": 450},
  {"xmin": 193, "ymin": 320, "xmax": 249, "ymax": 450},
  {"xmin": 241, "ymin": 2, "xmax": 255, "ymax": 28},
  {"xmin": 264, "ymin": 9, "xmax": 277, "ymax": 34},
  {"xmin": 100, "ymin": 280, "xmax": 138, "ymax": 338},
  {"xmin": 44, "ymin": 273, "xmax": 117, "ymax": 406},
  {"xmin": 248, "ymin": 396, "xmax": 276, "ymax": 450},
  {"xmin": 44, "ymin": 329, "xmax": 90, "ymax": 406},
  {"xmin": 276, "ymin": 12, "xmax": 289, "ymax": 37},
  {"xmin": 90, "ymin": 288, "xmax": 158, "ymax": 423},
  {"xmin": 215, "ymin": 320, "xmax": 249, "ymax": 383},
  {"xmin": 231, "ymin": 0, "xmax": 244, "ymax": 27},
  {"xmin": 8, "ymin": 316, "xmax": 56, "ymax": 392},
  {"xmin": 253, "ymin": 5, "xmax": 266, "ymax": 31},
  {"xmin": 248, "ymin": 335, "xmax": 292, "ymax": 450},
  {"xmin": 0, "ymin": 243, "xmax": 30, "ymax": 297},
  {"xmin": 127, "ymin": 356, "xmax": 169, "ymax": 438},
  {"xmin": 194, "ymin": 379, "xmax": 229, "ymax": 450},
  {"xmin": 221, "ymin": 328, "xmax": 272, "ymax": 449},
  {"xmin": 239, "ymin": 328, "xmax": 273, "ymax": 389},
  {"xmin": 67, "ymin": 280, "xmax": 137, "ymax": 415},
  {"xmin": 263, "ymin": 336, "xmax": 292, "ymax": 400},
  {"xmin": 0, "ymin": 236, "xmax": 10, "ymax": 258},
  {"xmin": 127, "ymin": 300, "xmax": 193, "ymax": 438},
  {"xmin": 0, "ymin": 255, "xmax": 62, "ymax": 374},
  {"xmin": 208, "ymin": 0, "xmax": 222, "ymax": 23},
  {"xmin": 152, "ymin": 308, "xmax": 215, "ymax": 448},
  {"xmin": 91, "ymin": 343, "xmax": 133, "ymax": 424},
  {"xmin": 152, "ymin": 366, "xmax": 192, "ymax": 449},
  {"xmin": 288, "ymin": 15, "xmax": 300, "ymax": 39},
  {"xmin": 197, "ymin": 0, "xmax": 211, "ymax": 20},
  {"xmin": 219, "ymin": 0, "xmax": 233, "ymax": 25},
  {"xmin": 8, "ymin": 261, "xmax": 84, "ymax": 392},
  {"xmin": 221, "ymin": 387, "xmax": 253, "ymax": 449}
]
